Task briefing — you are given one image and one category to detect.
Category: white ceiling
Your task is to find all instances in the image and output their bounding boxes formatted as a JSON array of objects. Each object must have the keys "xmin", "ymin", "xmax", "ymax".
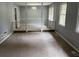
[{"xmin": 14, "ymin": 2, "xmax": 53, "ymax": 6}]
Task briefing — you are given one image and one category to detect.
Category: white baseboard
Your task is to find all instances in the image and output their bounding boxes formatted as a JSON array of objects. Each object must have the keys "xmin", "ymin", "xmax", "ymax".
[
  {"xmin": 55, "ymin": 31, "xmax": 79, "ymax": 53},
  {"xmin": 0, "ymin": 32, "xmax": 13, "ymax": 44}
]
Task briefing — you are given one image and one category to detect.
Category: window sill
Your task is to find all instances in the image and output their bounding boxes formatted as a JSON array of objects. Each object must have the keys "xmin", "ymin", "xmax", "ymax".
[{"xmin": 59, "ymin": 24, "xmax": 65, "ymax": 27}]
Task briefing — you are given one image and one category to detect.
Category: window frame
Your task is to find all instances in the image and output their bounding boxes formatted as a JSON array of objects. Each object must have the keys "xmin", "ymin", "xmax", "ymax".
[
  {"xmin": 48, "ymin": 6, "xmax": 54, "ymax": 21},
  {"xmin": 59, "ymin": 3, "xmax": 67, "ymax": 27},
  {"xmin": 76, "ymin": 5, "xmax": 79, "ymax": 33}
]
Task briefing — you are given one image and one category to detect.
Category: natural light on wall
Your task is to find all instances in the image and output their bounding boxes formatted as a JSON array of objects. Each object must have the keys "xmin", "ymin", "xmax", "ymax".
[
  {"xmin": 48, "ymin": 6, "xmax": 54, "ymax": 21},
  {"xmin": 59, "ymin": 3, "xmax": 67, "ymax": 26}
]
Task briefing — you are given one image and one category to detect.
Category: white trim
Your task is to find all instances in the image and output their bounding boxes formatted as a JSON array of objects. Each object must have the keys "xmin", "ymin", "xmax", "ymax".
[
  {"xmin": 55, "ymin": 31, "xmax": 79, "ymax": 53},
  {"xmin": 0, "ymin": 32, "xmax": 13, "ymax": 44}
]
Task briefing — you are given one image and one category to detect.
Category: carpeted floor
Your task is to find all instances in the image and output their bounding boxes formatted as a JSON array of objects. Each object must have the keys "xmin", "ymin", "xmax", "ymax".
[{"xmin": 0, "ymin": 32, "xmax": 68, "ymax": 57}]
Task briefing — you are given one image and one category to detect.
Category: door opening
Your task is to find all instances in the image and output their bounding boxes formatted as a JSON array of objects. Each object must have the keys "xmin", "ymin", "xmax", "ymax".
[{"xmin": 14, "ymin": 8, "xmax": 17, "ymax": 29}]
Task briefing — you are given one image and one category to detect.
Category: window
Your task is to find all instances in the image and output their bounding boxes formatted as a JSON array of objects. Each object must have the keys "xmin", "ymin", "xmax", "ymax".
[
  {"xmin": 76, "ymin": 5, "xmax": 79, "ymax": 33},
  {"xmin": 59, "ymin": 3, "xmax": 67, "ymax": 26},
  {"xmin": 48, "ymin": 6, "xmax": 54, "ymax": 21}
]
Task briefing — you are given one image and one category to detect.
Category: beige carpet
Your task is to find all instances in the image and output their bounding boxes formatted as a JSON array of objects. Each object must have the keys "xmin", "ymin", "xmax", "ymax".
[{"xmin": 0, "ymin": 32, "xmax": 68, "ymax": 57}]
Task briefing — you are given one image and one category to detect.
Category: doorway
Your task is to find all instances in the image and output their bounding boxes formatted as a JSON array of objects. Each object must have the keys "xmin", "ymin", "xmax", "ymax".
[
  {"xmin": 13, "ymin": 7, "xmax": 22, "ymax": 31},
  {"xmin": 14, "ymin": 8, "xmax": 17, "ymax": 29},
  {"xmin": 20, "ymin": 2, "xmax": 51, "ymax": 32}
]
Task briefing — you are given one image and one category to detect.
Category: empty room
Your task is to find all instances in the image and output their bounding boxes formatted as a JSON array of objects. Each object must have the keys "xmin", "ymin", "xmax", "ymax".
[{"xmin": 0, "ymin": 2, "xmax": 79, "ymax": 57}]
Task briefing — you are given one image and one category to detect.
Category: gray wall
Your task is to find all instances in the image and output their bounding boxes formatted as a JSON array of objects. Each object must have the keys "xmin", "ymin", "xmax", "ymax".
[
  {"xmin": 54, "ymin": 2, "xmax": 79, "ymax": 49},
  {"xmin": 20, "ymin": 6, "xmax": 48, "ymax": 25},
  {"xmin": 0, "ymin": 2, "xmax": 13, "ymax": 41}
]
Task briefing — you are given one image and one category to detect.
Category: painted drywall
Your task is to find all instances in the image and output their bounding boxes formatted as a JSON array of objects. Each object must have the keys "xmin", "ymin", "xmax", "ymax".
[
  {"xmin": 54, "ymin": 2, "xmax": 79, "ymax": 49},
  {"xmin": 20, "ymin": 6, "xmax": 48, "ymax": 25},
  {"xmin": 0, "ymin": 2, "xmax": 14, "ymax": 41}
]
